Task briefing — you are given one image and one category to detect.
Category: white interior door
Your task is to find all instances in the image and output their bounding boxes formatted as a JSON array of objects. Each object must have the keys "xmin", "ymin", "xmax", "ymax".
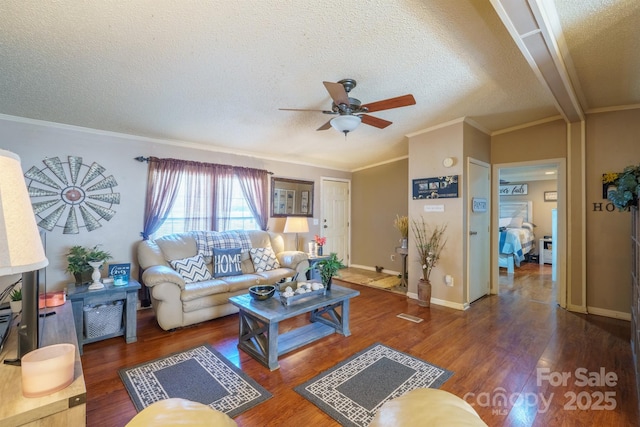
[
  {"xmin": 321, "ymin": 178, "xmax": 350, "ymax": 264},
  {"xmin": 468, "ymin": 159, "xmax": 491, "ymax": 303}
]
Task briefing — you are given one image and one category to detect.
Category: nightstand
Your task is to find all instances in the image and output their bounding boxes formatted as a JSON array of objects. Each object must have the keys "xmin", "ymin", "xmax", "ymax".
[{"xmin": 539, "ymin": 238, "xmax": 553, "ymax": 265}]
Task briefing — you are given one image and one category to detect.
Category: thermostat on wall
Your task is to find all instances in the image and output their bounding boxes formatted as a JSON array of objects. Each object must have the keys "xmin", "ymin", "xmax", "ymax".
[{"xmin": 443, "ymin": 157, "xmax": 454, "ymax": 168}]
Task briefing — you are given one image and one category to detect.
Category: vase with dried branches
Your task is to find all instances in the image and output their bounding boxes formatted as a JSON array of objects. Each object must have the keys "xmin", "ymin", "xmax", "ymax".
[
  {"xmin": 411, "ymin": 217, "xmax": 447, "ymax": 307},
  {"xmin": 394, "ymin": 214, "xmax": 409, "ymax": 248}
]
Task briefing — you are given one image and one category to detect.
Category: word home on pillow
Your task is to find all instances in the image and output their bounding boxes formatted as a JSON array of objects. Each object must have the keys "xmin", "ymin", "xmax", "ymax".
[{"xmin": 213, "ymin": 248, "xmax": 243, "ymax": 277}]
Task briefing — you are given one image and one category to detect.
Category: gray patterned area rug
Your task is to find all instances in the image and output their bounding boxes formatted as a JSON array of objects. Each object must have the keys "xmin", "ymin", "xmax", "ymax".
[
  {"xmin": 119, "ymin": 344, "xmax": 271, "ymax": 417},
  {"xmin": 295, "ymin": 343, "xmax": 453, "ymax": 427}
]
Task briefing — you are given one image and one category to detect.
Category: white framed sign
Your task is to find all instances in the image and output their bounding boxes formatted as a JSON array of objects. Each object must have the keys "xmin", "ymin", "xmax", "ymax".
[{"xmin": 472, "ymin": 198, "xmax": 487, "ymax": 212}]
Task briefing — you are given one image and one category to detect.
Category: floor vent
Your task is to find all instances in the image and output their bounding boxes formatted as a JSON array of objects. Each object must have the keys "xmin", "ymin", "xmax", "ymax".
[{"xmin": 397, "ymin": 313, "xmax": 423, "ymax": 323}]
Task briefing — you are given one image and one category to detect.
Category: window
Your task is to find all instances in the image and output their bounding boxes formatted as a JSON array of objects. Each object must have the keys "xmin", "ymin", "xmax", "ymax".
[
  {"xmin": 217, "ymin": 177, "xmax": 259, "ymax": 231},
  {"xmin": 153, "ymin": 176, "xmax": 258, "ymax": 238}
]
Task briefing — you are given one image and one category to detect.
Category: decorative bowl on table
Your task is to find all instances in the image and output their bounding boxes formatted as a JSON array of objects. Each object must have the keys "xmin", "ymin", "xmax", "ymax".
[{"xmin": 249, "ymin": 285, "xmax": 276, "ymax": 301}]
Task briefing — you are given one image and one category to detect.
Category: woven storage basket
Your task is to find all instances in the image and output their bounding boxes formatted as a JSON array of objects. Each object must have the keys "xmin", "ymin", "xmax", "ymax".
[{"xmin": 83, "ymin": 300, "xmax": 123, "ymax": 339}]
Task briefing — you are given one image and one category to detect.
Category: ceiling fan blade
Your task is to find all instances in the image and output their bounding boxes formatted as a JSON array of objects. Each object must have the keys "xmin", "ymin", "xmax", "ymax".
[
  {"xmin": 360, "ymin": 114, "xmax": 392, "ymax": 129},
  {"xmin": 362, "ymin": 94, "xmax": 416, "ymax": 113},
  {"xmin": 323, "ymin": 81, "xmax": 350, "ymax": 106},
  {"xmin": 279, "ymin": 108, "xmax": 328, "ymax": 112},
  {"xmin": 316, "ymin": 120, "xmax": 333, "ymax": 131}
]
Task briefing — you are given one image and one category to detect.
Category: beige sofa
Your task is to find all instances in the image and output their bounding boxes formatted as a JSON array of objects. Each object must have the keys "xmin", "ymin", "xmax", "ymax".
[{"xmin": 138, "ymin": 230, "xmax": 308, "ymax": 330}]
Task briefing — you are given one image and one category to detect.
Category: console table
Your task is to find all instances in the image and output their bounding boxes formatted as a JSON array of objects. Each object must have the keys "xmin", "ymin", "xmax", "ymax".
[
  {"xmin": 0, "ymin": 302, "xmax": 86, "ymax": 426},
  {"xmin": 229, "ymin": 284, "xmax": 359, "ymax": 370},
  {"xmin": 67, "ymin": 279, "xmax": 141, "ymax": 355}
]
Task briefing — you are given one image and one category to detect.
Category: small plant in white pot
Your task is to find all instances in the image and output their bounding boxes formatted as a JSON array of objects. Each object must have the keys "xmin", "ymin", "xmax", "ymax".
[{"xmin": 9, "ymin": 288, "xmax": 22, "ymax": 313}]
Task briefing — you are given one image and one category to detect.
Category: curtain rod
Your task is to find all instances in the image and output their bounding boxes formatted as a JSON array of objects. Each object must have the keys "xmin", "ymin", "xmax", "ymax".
[{"xmin": 134, "ymin": 156, "xmax": 273, "ymax": 174}]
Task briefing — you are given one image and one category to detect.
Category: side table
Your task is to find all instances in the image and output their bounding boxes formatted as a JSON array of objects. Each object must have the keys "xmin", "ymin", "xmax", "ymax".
[
  {"xmin": 67, "ymin": 279, "xmax": 141, "ymax": 354},
  {"xmin": 395, "ymin": 247, "xmax": 408, "ymax": 288},
  {"xmin": 306, "ymin": 255, "xmax": 330, "ymax": 281}
]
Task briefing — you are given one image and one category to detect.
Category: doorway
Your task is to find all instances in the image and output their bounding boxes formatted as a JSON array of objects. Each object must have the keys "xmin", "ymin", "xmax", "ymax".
[
  {"xmin": 492, "ymin": 159, "xmax": 566, "ymax": 308},
  {"xmin": 320, "ymin": 178, "xmax": 350, "ymax": 264}
]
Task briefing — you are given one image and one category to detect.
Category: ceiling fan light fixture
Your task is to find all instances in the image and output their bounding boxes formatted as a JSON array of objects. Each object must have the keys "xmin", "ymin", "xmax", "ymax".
[{"xmin": 330, "ymin": 115, "xmax": 361, "ymax": 135}]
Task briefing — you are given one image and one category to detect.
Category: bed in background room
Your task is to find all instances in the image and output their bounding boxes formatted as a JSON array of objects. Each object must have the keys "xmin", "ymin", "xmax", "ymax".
[{"xmin": 498, "ymin": 201, "xmax": 536, "ymax": 274}]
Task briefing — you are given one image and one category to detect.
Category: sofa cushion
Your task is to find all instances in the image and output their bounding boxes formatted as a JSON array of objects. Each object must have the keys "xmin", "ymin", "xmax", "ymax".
[
  {"xmin": 156, "ymin": 233, "xmax": 198, "ymax": 263},
  {"xmin": 219, "ymin": 273, "xmax": 262, "ymax": 293},
  {"xmin": 169, "ymin": 254, "xmax": 212, "ymax": 284},
  {"xmin": 213, "ymin": 247, "xmax": 243, "ymax": 277},
  {"xmin": 250, "ymin": 247, "xmax": 281, "ymax": 272},
  {"xmin": 254, "ymin": 268, "xmax": 295, "ymax": 285},
  {"xmin": 181, "ymin": 278, "xmax": 230, "ymax": 299}
]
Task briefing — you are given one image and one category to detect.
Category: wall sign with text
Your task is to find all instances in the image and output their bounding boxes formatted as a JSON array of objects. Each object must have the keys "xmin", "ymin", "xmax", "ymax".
[
  {"xmin": 499, "ymin": 184, "xmax": 528, "ymax": 196},
  {"xmin": 412, "ymin": 175, "xmax": 458, "ymax": 199},
  {"xmin": 472, "ymin": 198, "xmax": 487, "ymax": 212}
]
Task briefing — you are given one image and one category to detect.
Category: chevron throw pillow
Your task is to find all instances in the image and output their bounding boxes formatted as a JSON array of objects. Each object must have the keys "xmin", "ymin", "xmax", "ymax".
[
  {"xmin": 169, "ymin": 254, "xmax": 212, "ymax": 283},
  {"xmin": 250, "ymin": 247, "xmax": 281, "ymax": 272}
]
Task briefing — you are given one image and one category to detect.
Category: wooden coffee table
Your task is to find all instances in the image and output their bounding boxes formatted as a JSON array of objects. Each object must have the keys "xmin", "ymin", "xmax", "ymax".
[{"xmin": 229, "ymin": 284, "xmax": 359, "ymax": 370}]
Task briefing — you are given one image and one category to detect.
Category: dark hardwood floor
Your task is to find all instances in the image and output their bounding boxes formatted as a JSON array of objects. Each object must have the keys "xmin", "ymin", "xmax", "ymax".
[{"xmin": 82, "ymin": 263, "xmax": 638, "ymax": 426}]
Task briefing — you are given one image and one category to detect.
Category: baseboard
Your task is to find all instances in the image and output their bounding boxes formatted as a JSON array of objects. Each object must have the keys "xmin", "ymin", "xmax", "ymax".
[
  {"xmin": 348, "ymin": 264, "xmax": 400, "ymax": 276},
  {"xmin": 406, "ymin": 293, "xmax": 467, "ymax": 311},
  {"xmin": 431, "ymin": 297, "xmax": 468, "ymax": 311},
  {"xmin": 586, "ymin": 306, "xmax": 631, "ymax": 321},
  {"xmin": 566, "ymin": 303, "xmax": 587, "ymax": 314}
]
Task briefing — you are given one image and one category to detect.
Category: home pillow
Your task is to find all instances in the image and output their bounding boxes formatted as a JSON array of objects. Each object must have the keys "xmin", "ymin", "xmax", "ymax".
[
  {"xmin": 250, "ymin": 247, "xmax": 281, "ymax": 272},
  {"xmin": 169, "ymin": 254, "xmax": 212, "ymax": 284},
  {"xmin": 213, "ymin": 247, "xmax": 243, "ymax": 277}
]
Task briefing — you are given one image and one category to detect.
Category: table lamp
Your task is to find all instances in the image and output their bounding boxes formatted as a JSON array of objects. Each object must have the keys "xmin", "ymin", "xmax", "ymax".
[
  {"xmin": 283, "ymin": 217, "xmax": 309, "ymax": 251},
  {"xmin": 0, "ymin": 149, "xmax": 49, "ymax": 364}
]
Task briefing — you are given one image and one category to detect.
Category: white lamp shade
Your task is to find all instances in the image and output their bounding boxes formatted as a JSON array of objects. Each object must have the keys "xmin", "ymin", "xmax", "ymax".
[
  {"xmin": 0, "ymin": 150, "xmax": 48, "ymax": 275},
  {"xmin": 283, "ymin": 217, "xmax": 309, "ymax": 234},
  {"xmin": 330, "ymin": 115, "xmax": 361, "ymax": 133}
]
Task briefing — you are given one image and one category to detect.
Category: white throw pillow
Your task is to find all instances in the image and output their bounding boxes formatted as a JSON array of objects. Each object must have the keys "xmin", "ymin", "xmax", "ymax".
[
  {"xmin": 498, "ymin": 218, "xmax": 511, "ymax": 228},
  {"xmin": 250, "ymin": 247, "xmax": 281, "ymax": 272},
  {"xmin": 169, "ymin": 254, "xmax": 212, "ymax": 283},
  {"xmin": 507, "ymin": 216, "xmax": 524, "ymax": 228}
]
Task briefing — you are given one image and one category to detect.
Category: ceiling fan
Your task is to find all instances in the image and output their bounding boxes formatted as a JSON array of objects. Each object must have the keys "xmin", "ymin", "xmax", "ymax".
[{"xmin": 279, "ymin": 79, "xmax": 416, "ymax": 135}]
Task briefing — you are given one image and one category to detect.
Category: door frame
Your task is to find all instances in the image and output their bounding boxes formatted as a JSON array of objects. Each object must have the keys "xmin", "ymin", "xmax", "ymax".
[
  {"xmin": 320, "ymin": 177, "xmax": 351, "ymax": 266},
  {"xmin": 491, "ymin": 158, "xmax": 567, "ymax": 308}
]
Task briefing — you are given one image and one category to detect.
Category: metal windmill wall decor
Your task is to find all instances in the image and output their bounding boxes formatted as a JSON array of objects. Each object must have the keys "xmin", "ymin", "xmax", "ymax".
[{"xmin": 24, "ymin": 156, "xmax": 120, "ymax": 234}]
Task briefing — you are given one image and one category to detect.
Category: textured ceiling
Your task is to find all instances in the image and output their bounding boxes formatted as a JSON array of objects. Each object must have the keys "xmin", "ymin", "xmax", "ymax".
[{"xmin": 0, "ymin": 0, "xmax": 638, "ymax": 171}]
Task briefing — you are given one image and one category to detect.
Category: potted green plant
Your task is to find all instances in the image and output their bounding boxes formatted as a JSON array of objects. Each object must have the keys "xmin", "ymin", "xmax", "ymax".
[
  {"xmin": 9, "ymin": 288, "xmax": 22, "ymax": 313},
  {"xmin": 312, "ymin": 252, "xmax": 346, "ymax": 290},
  {"xmin": 411, "ymin": 216, "xmax": 447, "ymax": 307},
  {"xmin": 607, "ymin": 164, "xmax": 640, "ymax": 210},
  {"xmin": 66, "ymin": 245, "xmax": 112, "ymax": 284}
]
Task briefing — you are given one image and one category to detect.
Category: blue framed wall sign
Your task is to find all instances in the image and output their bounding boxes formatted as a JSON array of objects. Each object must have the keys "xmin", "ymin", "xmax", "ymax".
[
  {"xmin": 412, "ymin": 175, "xmax": 459, "ymax": 199},
  {"xmin": 108, "ymin": 263, "xmax": 131, "ymax": 286}
]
